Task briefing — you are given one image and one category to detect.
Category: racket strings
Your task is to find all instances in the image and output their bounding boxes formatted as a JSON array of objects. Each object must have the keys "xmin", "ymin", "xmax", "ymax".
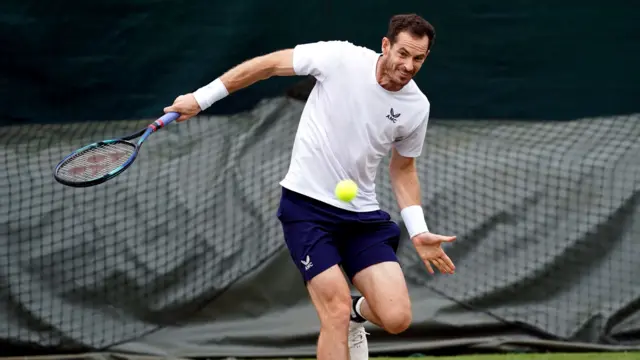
[{"xmin": 57, "ymin": 142, "xmax": 135, "ymax": 182}]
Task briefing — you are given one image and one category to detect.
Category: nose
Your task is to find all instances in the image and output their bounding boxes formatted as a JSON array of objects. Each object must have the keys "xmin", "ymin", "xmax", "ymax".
[{"xmin": 403, "ymin": 59, "xmax": 414, "ymax": 73}]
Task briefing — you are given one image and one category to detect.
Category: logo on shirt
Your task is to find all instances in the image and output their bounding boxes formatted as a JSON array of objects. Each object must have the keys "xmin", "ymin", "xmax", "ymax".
[{"xmin": 386, "ymin": 108, "xmax": 401, "ymax": 123}]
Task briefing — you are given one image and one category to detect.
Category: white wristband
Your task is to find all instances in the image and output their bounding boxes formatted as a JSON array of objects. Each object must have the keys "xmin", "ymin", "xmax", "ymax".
[
  {"xmin": 401, "ymin": 205, "xmax": 429, "ymax": 238},
  {"xmin": 192, "ymin": 78, "xmax": 229, "ymax": 111}
]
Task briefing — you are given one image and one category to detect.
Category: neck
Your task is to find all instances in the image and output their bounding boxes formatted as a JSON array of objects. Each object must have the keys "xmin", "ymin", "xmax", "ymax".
[{"xmin": 376, "ymin": 56, "xmax": 403, "ymax": 92}]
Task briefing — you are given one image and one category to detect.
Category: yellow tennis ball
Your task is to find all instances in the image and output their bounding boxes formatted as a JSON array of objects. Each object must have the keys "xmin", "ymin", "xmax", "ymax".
[{"xmin": 335, "ymin": 179, "xmax": 358, "ymax": 202}]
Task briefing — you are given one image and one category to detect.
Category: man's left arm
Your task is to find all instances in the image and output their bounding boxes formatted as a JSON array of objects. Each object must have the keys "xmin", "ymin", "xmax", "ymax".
[
  {"xmin": 389, "ymin": 149, "xmax": 422, "ymax": 217},
  {"xmin": 389, "ymin": 125, "xmax": 429, "ymax": 239},
  {"xmin": 390, "ymin": 115, "xmax": 457, "ymax": 274}
]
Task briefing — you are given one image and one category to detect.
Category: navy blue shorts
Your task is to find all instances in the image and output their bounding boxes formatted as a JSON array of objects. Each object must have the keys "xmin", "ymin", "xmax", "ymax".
[{"xmin": 276, "ymin": 187, "xmax": 401, "ymax": 283}]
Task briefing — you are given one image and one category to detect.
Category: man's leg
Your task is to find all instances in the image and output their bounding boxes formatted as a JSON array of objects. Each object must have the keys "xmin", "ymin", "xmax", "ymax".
[
  {"xmin": 277, "ymin": 187, "xmax": 353, "ymax": 360},
  {"xmin": 352, "ymin": 261, "xmax": 411, "ymax": 334},
  {"xmin": 342, "ymin": 211, "xmax": 412, "ymax": 335},
  {"xmin": 307, "ymin": 265, "xmax": 353, "ymax": 360},
  {"xmin": 280, "ymin": 225, "xmax": 352, "ymax": 360}
]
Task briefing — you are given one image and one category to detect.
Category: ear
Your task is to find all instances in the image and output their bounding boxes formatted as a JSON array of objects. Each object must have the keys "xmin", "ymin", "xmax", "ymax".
[{"xmin": 381, "ymin": 37, "xmax": 391, "ymax": 55}]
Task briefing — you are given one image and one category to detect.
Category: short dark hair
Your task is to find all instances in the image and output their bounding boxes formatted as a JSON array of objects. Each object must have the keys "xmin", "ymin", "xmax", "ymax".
[{"xmin": 386, "ymin": 14, "xmax": 436, "ymax": 50}]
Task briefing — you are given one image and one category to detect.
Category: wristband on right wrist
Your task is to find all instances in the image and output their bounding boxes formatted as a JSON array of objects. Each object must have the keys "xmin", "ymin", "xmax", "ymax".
[{"xmin": 192, "ymin": 78, "xmax": 229, "ymax": 111}]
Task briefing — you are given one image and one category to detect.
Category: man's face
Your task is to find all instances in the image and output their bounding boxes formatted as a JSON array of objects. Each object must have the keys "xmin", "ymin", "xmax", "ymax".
[{"xmin": 382, "ymin": 31, "xmax": 430, "ymax": 85}]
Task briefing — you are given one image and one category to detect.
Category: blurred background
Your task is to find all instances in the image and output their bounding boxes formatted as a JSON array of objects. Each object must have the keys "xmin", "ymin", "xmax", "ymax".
[{"xmin": 1, "ymin": 1, "xmax": 639, "ymax": 359}]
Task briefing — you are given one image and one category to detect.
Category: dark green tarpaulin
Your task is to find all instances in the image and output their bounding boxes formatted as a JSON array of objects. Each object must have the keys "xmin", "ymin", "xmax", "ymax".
[{"xmin": 1, "ymin": 96, "xmax": 639, "ymax": 357}]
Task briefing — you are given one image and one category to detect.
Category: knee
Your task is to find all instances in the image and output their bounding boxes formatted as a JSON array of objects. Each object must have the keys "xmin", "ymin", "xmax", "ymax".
[
  {"xmin": 380, "ymin": 304, "xmax": 412, "ymax": 334},
  {"xmin": 318, "ymin": 293, "xmax": 352, "ymax": 330}
]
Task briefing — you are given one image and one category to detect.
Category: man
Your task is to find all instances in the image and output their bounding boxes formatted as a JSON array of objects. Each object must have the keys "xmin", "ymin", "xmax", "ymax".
[{"xmin": 164, "ymin": 13, "xmax": 456, "ymax": 360}]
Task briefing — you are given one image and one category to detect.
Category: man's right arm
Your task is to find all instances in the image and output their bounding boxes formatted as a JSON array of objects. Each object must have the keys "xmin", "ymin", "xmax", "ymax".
[
  {"xmin": 219, "ymin": 49, "xmax": 296, "ymax": 94},
  {"xmin": 164, "ymin": 41, "xmax": 346, "ymax": 121},
  {"xmin": 163, "ymin": 49, "xmax": 295, "ymax": 121}
]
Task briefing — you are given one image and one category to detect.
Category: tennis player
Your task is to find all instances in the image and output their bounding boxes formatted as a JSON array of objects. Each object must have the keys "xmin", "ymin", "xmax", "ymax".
[{"xmin": 164, "ymin": 13, "xmax": 456, "ymax": 360}]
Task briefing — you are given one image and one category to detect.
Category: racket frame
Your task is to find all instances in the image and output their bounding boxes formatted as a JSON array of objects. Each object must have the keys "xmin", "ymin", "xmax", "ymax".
[{"xmin": 53, "ymin": 112, "xmax": 179, "ymax": 187}]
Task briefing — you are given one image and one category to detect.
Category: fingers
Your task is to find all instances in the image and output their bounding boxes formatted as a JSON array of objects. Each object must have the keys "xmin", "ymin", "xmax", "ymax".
[
  {"xmin": 414, "ymin": 233, "xmax": 457, "ymax": 246},
  {"xmin": 430, "ymin": 259, "xmax": 446, "ymax": 275},
  {"xmin": 164, "ymin": 107, "xmax": 189, "ymax": 122},
  {"xmin": 431, "ymin": 235, "xmax": 456, "ymax": 244},
  {"xmin": 163, "ymin": 95, "xmax": 184, "ymax": 113},
  {"xmin": 434, "ymin": 236, "xmax": 456, "ymax": 274},
  {"xmin": 165, "ymin": 108, "xmax": 191, "ymax": 122},
  {"xmin": 435, "ymin": 255, "xmax": 455, "ymax": 274},
  {"xmin": 425, "ymin": 261, "xmax": 434, "ymax": 274},
  {"xmin": 421, "ymin": 251, "xmax": 455, "ymax": 275},
  {"xmin": 163, "ymin": 94, "xmax": 202, "ymax": 122},
  {"xmin": 163, "ymin": 103, "xmax": 186, "ymax": 115},
  {"xmin": 423, "ymin": 258, "xmax": 446, "ymax": 275},
  {"xmin": 445, "ymin": 255, "xmax": 456, "ymax": 273}
]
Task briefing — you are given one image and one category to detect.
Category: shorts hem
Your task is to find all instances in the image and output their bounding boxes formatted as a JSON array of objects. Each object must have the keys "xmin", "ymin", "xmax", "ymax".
[
  {"xmin": 343, "ymin": 250, "xmax": 400, "ymax": 282},
  {"xmin": 300, "ymin": 261, "xmax": 340, "ymax": 284}
]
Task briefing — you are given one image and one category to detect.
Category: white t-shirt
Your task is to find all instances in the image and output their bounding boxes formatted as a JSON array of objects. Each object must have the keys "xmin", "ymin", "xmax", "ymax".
[{"xmin": 279, "ymin": 40, "xmax": 431, "ymax": 212}]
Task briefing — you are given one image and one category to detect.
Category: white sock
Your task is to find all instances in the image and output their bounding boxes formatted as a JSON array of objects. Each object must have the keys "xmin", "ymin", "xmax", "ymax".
[{"xmin": 355, "ymin": 297, "xmax": 366, "ymax": 321}]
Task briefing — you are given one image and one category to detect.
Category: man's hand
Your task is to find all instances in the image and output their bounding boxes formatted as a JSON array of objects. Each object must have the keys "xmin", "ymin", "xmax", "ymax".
[
  {"xmin": 163, "ymin": 94, "xmax": 201, "ymax": 122},
  {"xmin": 412, "ymin": 232, "xmax": 456, "ymax": 275}
]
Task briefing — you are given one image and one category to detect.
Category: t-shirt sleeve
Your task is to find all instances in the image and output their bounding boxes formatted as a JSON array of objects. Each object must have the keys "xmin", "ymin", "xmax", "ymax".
[
  {"xmin": 393, "ymin": 110, "xmax": 430, "ymax": 158},
  {"xmin": 292, "ymin": 41, "xmax": 347, "ymax": 82}
]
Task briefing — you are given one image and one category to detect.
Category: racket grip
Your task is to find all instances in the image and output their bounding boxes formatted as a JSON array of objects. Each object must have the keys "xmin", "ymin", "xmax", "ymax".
[{"xmin": 150, "ymin": 112, "xmax": 180, "ymax": 131}]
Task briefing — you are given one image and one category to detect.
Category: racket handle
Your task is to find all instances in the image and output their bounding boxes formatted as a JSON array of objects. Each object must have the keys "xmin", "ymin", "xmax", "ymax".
[{"xmin": 150, "ymin": 112, "xmax": 180, "ymax": 132}]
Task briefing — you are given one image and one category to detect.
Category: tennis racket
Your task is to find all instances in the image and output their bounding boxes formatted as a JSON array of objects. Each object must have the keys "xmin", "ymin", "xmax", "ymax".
[{"xmin": 53, "ymin": 112, "xmax": 181, "ymax": 187}]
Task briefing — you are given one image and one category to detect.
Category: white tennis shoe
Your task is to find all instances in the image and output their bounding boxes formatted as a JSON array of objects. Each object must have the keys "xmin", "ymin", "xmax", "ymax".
[{"xmin": 348, "ymin": 320, "xmax": 369, "ymax": 359}]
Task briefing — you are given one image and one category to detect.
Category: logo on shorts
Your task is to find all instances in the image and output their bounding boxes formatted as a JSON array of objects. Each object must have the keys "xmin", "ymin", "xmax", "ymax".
[
  {"xmin": 301, "ymin": 255, "xmax": 313, "ymax": 271},
  {"xmin": 386, "ymin": 108, "xmax": 401, "ymax": 123}
]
